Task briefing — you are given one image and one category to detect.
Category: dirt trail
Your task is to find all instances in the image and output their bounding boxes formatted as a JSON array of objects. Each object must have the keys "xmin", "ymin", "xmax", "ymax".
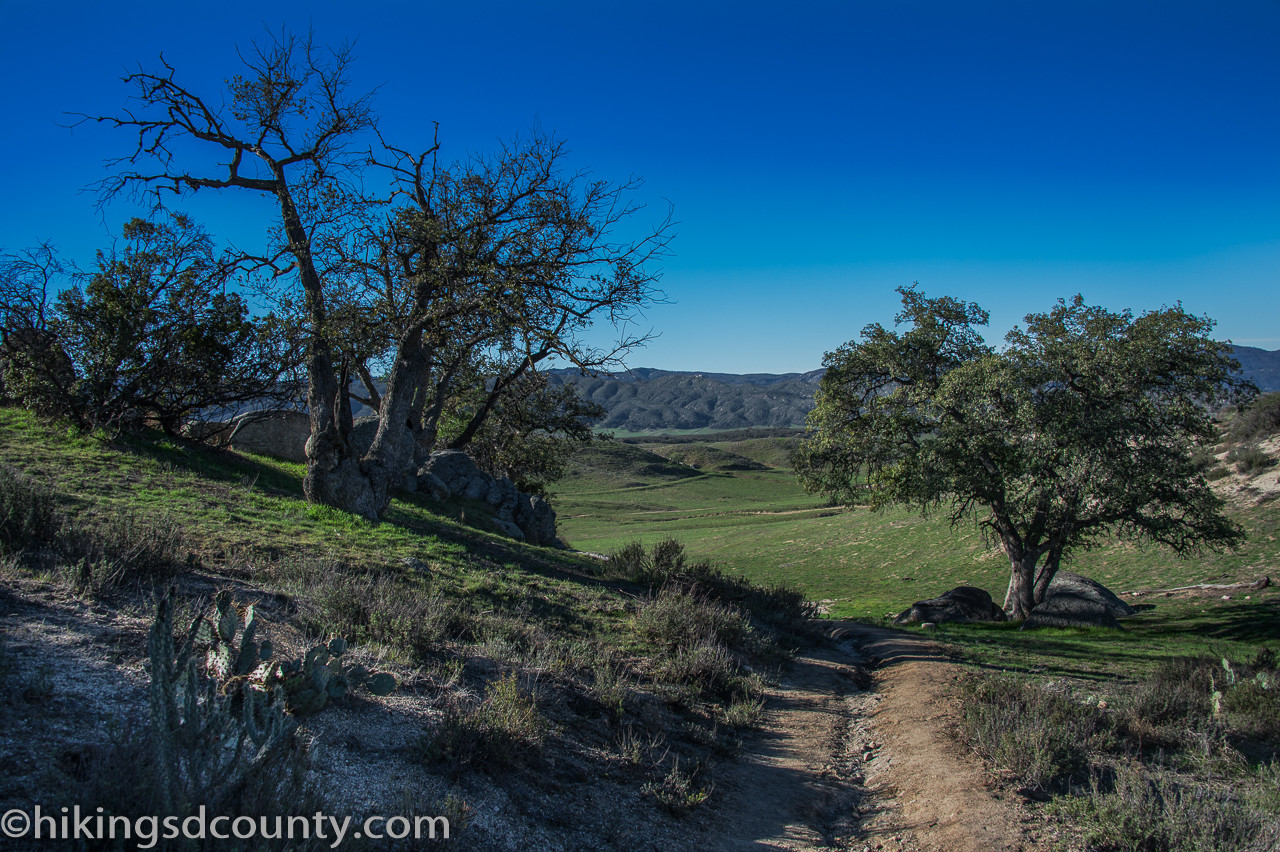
[{"xmin": 704, "ymin": 621, "xmax": 1034, "ymax": 851}]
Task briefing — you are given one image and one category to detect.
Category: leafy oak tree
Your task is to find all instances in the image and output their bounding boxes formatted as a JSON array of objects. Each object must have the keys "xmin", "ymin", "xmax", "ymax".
[
  {"xmin": 795, "ymin": 285, "xmax": 1251, "ymax": 619},
  {"xmin": 1, "ymin": 215, "xmax": 295, "ymax": 432},
  {"xmin": 84, "ymin": 32, "xmax": 668, "ymax": 519}
]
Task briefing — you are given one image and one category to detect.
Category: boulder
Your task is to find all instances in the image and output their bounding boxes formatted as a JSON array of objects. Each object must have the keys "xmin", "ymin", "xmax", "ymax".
[
  {"xmin": 514, "ymin": 494, "xmax": 559, "ymax": 547},
  {"xmin": 418, "ymin": 472, "xmax": 450, "ymax": 502},
  {"xmin": 1021, "ymin": 572, "xmax": 1132, "ymax": 630},
  {"xmin": 415, "ymin": 449, "xmax": 561, "ymax": 547},
  {"xmin": 492, "ymin": 518, "xmax": 526, "ymax": 541},
  {"xmin": 419, "ymin": 450, "xmax": 483, "ymax": 496},
  {"xmin": 893, "ymin": 586, "xmax": 1007, "ymax": 625},
  {"xmin": 1045, "ymin": 571, "xmax": 1136, "ymax": 617},
  {"xmin": 225, "ymin": 409, "xmax": 310, "ymax": 462},
  {"xmin": 1021, "ymin": 593, "xmax": 1122, "ymax": 630}
]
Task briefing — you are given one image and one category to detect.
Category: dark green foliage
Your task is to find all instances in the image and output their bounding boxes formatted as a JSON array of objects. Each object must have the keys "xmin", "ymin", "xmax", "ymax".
[
  {"xmin": 444, "ymin": 370, "xmax": 607, "ymax": 495},
  {"xmin": 797, "ymin": 286, "xmax": 1249, "ymax": 619},
  {"xmin": 0, "ymin": 465, "xmax": 60, "ymax": 552},
  {"xmin": 5, "ymin": 215, "xmax": 296, "ymax": 433},
  {"xmin": 1228, "ymin": 391, "xmax": 1280, "ymax": 443}
]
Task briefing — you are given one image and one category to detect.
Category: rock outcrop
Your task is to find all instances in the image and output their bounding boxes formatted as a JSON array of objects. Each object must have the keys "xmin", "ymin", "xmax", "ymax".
[
  {"xmin": 893, "ymin": 586, "xmax": 1007, "ymax": 625},
  {"xmin": 1021, "ymin": 571, "xmax": 1133, "ymax": 630},
  {"xmin": 220, "ymin": 409, "xmax": 311, "ymax": 463},
  {"xmin": 417, "ymin": 450, "xmax": 560, "ymax": 547}
]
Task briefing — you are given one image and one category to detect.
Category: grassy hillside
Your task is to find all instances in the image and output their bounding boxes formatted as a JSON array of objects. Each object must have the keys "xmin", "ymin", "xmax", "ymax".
[
  {"xmin": 0, "ymin": 409, "xmax": 813, "ymax": 849},
  {"xmin": 555, "ymin": 434, "xmax": 1280, "ymax": 677}
]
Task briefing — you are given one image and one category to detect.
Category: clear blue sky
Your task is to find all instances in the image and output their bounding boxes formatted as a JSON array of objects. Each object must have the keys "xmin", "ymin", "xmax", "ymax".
[{"xmin": 2, "ymin": 0, "xmax": 1277, "ymax": 373}]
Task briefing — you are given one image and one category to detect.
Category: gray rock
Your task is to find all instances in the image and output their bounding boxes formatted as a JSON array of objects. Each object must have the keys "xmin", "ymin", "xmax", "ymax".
[
  {"xmin": 514, "ymin": 494, "xmax": 559, "ymax": 547},
  {"xmin": 226, "ymin": 409, "xmax": 311, "ymax": 463},
  {"xmin": 1021, "ymin": 592, "xmax": 1123, "ymax": 630},
  {"xmin": 417, "ymin": 472, "xmax": 450, "ymax": 502},
  {"xmin": 417, "ymin": 449, "xmax": 560, "ymax": 546},
  {"xmin": 420, "ymin": 450, "xmax": 483, "ymax": 495},
  {"xmin": 462, "ymin": 474, "xmax": 492, "ymax": 502},
  {"xmin": 893, "ymin": 586, "xmax": 1007, "ymax": 625},
  {"xmin": 492, "ymin": 518, "xmax": 526, "ymax": 541},
  {"xmin": 1022, "ymin": 572, "xmax": 1132, "ymax": 630},
  {"xmin": 1045, "ymin": 571, "xmax": 1136, "ymax": 617}
]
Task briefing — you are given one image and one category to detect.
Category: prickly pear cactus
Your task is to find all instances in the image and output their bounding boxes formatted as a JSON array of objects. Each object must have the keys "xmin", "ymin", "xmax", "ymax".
[{"xmin": 202, "ymin": 591, "xmax": 398, "ymax": 716}]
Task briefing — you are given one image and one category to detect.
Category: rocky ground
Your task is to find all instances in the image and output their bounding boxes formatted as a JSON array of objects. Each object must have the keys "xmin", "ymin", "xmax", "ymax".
[{"xmin": 0, "ymin": 573, "xmax": 1042, "ymax": 850}]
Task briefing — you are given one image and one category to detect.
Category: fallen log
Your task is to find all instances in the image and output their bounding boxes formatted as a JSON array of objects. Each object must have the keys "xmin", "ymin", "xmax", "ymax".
[{"xmin": 1127, "ymin": 577, "xmax": 1270, "ymax": 597}]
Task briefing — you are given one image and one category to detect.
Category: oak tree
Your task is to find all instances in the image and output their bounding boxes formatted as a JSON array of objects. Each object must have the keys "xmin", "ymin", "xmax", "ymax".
[
  {"xmin": 795, "ymin": 286, "xmax": 1251, "ymax": 619},
  {"xmin": 86, "ymin": 32, "xmax": 668, "ymax": 518}
]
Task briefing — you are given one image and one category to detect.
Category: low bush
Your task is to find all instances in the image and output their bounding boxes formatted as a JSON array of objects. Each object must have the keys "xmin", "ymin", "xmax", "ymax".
[
  {"xmin": 1227, "ymin": 444, "xmax": 1276, "ymax": 475},
  {"xmin": 958, "ymin": 674, "xmax": 1108, "ymax": 792},
  {"xmin": 605, "ymin": 538, "xmax": 816, "ymax": 632},
  {"xmin": 1051, "ymin": 761, "xmax": 1279, "ymax": 852},
  {"xmin": 642, "ymin": 757, "xmax": 711, "ymax": 816},
  {"xmin": 634, "ymin": 586, "xmax": 761, "ymax": 700},
  {"xmin": 60, "ymin": 506, "xmax": 186, "ymax": 594},
  {"xmin": 415, "ymin": 673, "xmax": 547, "ymax": 772},
  {"xmin": 634, "ymin": 585, "xmax": 752, "ymax": 652},
  {"xmin": 0, "ymin": 465, "xmax": 60, "ymax": 553},
  {"xmin": 1229, "ymin": 392, "xmax": 1280, "ymax": 443}
]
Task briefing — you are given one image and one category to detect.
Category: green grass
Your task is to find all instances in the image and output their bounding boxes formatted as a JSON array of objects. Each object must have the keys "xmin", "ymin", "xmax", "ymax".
[{"xmin": 555, "ymin": 438, "xmax": 1280, "ymax": 637}]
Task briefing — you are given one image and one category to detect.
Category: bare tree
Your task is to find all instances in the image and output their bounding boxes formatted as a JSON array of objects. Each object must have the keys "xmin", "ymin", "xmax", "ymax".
[{"xmin": 83, "ymin": 31, "xmax": 670, "ymax": 518}]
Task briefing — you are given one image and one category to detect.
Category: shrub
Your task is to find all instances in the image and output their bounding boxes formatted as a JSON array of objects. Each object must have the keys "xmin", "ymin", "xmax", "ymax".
[
  {"xmin": 958, "ymin": 673, "xmax": 1107, "ymax": 791},
  {"xmin": 634, "ymin": 585, "xmax": 752, "ymax": 652},
  {"xmin": 1229, "ymin": 392, "xmax": 1280, "ymax": 443},
  {"xmin": 415, "ymin": 673, "xmax": 547, "ymax": 771},
  {"xmin": 606, "ymin": 538, "xmax": 816, "ymax": 632},
  {"xmin": 642, "ymin": 757, "xmax": 711, "ymax": 816},
  {"xmin": 1227, "ymin": 445, "xmax": 1276, "ymax": 475},
  {"xmin": 60, "ymin": 506, "xmax": 186, "ymax": 594},
  {"xmin": 1122, "ymin": 657, "xmax": 1219, "ymax": 736},
  {"xmin": 1052, "ymin": 761, "xmax": 1278, "ymax": 852},
  {"xmin": 0, "ymin": 465, "xmax": 60, "ymax": 553},
  {"xmin": 4, "ymin": 215, "xmax": 298, "ymax": 433}
]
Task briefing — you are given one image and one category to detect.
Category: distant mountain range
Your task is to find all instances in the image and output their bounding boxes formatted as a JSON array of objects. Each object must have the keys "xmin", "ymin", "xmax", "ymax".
[
  {"xmin": 1231, "ymin": 345, "xmax": 1280, "ymax": 395},
  {"xmin": 547, "ymin": 368, "xmax": 823, "ymax": 432},
  {"xmin": 550, "ymin": 345, "xmax": 1280, "ymax": 433}
]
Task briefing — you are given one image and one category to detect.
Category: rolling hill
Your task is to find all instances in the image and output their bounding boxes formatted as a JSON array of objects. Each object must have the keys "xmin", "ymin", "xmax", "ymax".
[{"xmin": 551, "ymin": 345, "xmax": 1280, "ymax": 433}]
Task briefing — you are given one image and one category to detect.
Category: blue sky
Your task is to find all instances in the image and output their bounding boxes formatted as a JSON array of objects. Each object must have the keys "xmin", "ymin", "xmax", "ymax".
[{"xmin": 2, "ymin": 0, "xmax": 1277, "ymax": 373}]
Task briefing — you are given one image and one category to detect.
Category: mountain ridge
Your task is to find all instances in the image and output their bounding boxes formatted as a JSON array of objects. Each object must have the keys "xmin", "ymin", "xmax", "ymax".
[{"xmin": 549, "ymin": 345, "xmax": 1280, "ymax": 432}]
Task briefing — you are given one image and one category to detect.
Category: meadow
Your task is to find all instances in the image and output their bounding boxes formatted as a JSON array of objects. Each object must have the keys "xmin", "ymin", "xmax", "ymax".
[{"xmin": 554, "ymin": 432, "xmax": 1280, "ymax": 676}]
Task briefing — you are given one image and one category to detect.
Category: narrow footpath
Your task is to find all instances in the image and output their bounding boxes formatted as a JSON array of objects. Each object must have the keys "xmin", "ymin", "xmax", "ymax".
[{"xmin": 702, "ymin": 621, "xmax": 1035, "ymax": 851}]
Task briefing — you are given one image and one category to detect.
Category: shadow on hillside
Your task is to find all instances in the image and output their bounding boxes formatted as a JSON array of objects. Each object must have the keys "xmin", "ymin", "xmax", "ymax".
[{"xmin": 933, "ymin": 599, "xmax": 1280, "ymax": 681}]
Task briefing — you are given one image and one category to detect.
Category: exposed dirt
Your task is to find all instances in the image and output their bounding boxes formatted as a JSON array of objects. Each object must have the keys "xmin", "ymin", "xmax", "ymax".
[
  {"xmin": 0, "ymin": 577, "xmax": 1037, "ymax": 850},
  {"xmin": 827, "ymin": 622, "xmax": 1037, "ymax": 852},
  {"xmin": 697, "ymin": 621, "xmax": 1037, "ymax": 851}
]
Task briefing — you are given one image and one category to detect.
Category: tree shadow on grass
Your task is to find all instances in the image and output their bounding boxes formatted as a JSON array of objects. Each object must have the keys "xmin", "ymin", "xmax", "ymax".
[{"xmin": 932, "ymin": 598, "xmax": 1280, "ymax": 682}]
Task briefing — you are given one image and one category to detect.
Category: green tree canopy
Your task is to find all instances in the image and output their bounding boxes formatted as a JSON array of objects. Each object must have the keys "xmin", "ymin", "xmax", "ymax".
[
  {"xmin": 795, "ymin": 285, "xmax": 1253, "ymax": 619},
  {"xmin": 2, "ymin": 215, "xmax": 295, "ymax": 433}
]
